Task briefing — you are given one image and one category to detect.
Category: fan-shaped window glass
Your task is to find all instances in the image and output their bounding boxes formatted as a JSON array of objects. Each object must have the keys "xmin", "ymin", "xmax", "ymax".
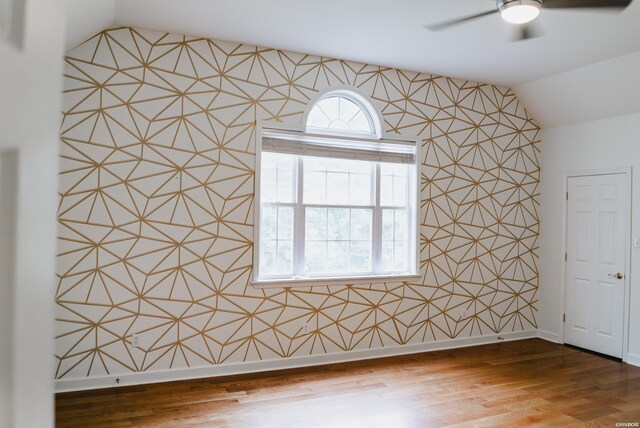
[{"xmin": 306, "ymin": 95, "xmax": 375, "ymax": 135}]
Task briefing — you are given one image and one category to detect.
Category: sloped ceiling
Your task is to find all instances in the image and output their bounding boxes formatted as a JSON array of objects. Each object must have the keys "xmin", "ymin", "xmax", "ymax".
[
  {"xmin": 513, "ymin": 51, "xmax": 640, "ymax": 128},
  {"xmin": 65, "ymin": 0, "xmax": 640, "ymax": 127}
]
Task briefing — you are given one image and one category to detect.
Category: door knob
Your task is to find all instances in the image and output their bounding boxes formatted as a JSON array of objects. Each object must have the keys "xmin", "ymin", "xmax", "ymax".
[{"xmin": 608, "ymin": 272, "xmax": 624, "ymax": 280}]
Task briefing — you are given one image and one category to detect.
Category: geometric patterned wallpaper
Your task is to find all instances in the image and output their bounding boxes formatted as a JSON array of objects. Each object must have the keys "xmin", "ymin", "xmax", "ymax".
[{"xmin": 56, "ymin": 27, "xmax": 540, "ymax": 380}]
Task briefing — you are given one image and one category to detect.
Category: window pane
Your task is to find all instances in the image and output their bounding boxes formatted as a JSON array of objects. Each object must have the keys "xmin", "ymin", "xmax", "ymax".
[
  {"xmin": 328, "ymin": 208, "xmax": 349, "ymax": 240},
  {"xmin": 327, "ymin": 241, "xmax": 349, "ymax": 272},
  {"xmin": 261, "ymin": 205, "xmax": 277, "ymax": 240},
  {"xmin": 303, "ymin": 171, "xmax": 326, "ymax": 204},
  {"xmin": 393, "ymin": 175, "xmax": 407, "ymax": 206},
  {"xmin": 350, "ymin": 241, "xmax": 371, "ymax": 272},
  {"xmin": 380, "ymin": 163, "xmax": 409, "ymax": 207},
  {"xmin": 348, "ymin": 111, "xmax": 371, "ymax": 133},
  {"xmin": 303, "ymin": 157, "xmax": 326, "ymax": 205},
  {"xmin": 306, "ymin": 106, "xmax": 331, "ymax": 129},
  {"xmin": 340, "ymin": 96, "xmax": 360, "ymax": 123},
  {"xmin": 277, "ymin": 206, "xmax": 293, "ymax": 240},
  {"xmin": 395, "ymin": 210, "xmax": 406, "ymax": 241},
  {"xmin": 261, "ymin": 155, "xmax": 277, "ymax": 203},
  {"xmin": 304, "ymin": 207, "xmax": 372, "ymax": 275},
  {"xmin": 305, "ymin": 241, "xmax": 326, "ymax": 273},
  {"xmin": 381, "ymin": 208, "xmax": 408, "ymax": 272},
  {"xmin": 276, "ymin": 241, "xmax": 293, "ymax": 273},
  {"xmin": 381, "ymin": 241, "xmax": 393, "ymax": 270},
  {"xmin": 261, "ymin": 152, "xmax": 295, "ymax": 203},
  {"xmin": 305, "ymin": 207, "xmax": 327, "ymax": 240},
  {"xmin": 260, "ymin": 205, "xmax": 294, "ymax": 276},
  {"xmin": 382, "ymin": 209, "xmax": 394, "ymax": 241},
  {"xmin": 303, "ymin": 156, "xmax": 372, "ymax": 206},
  {"xmin": 260, "ymin": 239, "xmax": 293, "ymax": 276},
  {"xmin": 393, "ymin": 240, "xmax": 406, "ymax": 271},
  {"xmin": 349, "ymin": 173, "xmax": 371, "ymax": 206},
  {"xmin": 350, "ymin": 209, "xmax": 372, "ymax": 241},
  {"xmin": 327, "ymin": 172, "xmax": 349, "ymax": 205},
  {"xmin": 261, "ymin": 240, "xmax": 277, "ymax": 273}
]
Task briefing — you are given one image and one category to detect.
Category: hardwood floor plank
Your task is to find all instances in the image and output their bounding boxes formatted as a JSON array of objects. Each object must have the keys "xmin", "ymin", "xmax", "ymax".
[{"xmin": 56, "ymin": 339, "xmax": 640, "ymax": 427}]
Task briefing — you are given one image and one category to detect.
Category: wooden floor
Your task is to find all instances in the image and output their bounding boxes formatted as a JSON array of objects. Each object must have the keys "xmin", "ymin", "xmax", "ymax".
[{"xmin": 56, "ymin": 339, "xmax": 640, "ymax": 427}]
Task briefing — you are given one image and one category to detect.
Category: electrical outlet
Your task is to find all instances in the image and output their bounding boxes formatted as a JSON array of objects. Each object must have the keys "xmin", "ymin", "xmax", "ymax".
[
  {"xmin": 302, "ymin": 321, "xmax": 310, "ymax": 334},
  {"xmin": 130, "ymin": 333, "xmax": 141, "ymax": 349}
]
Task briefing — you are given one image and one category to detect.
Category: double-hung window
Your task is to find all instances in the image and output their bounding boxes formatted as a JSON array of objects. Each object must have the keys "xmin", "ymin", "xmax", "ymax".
[{"xmin": 254, "ymin": 91, "xmax": 419, "ymax": 286}]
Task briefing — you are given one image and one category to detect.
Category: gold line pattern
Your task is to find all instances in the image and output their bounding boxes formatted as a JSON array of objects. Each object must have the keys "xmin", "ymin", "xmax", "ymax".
[{"xmin": 56, "ymin": 27, "xmax": 540, "ymax": 379}]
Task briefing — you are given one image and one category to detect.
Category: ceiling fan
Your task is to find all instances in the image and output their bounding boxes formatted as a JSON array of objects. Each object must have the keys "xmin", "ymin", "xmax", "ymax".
[{"xmin": 426, "ymin": 0, "xmax": 633, "ymax": 41}]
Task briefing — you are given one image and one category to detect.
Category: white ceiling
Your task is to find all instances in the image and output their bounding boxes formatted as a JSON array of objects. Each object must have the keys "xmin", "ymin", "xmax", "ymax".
[
  {"xmin": 514, "ymin": 51, "xmax": 640, "ymax": 128},
  {"xmin": 65, "ymin": 0, "xmax": 640, "ymax": 127},
  {"xmin": 108, "ymin": 0, "xmax": 640, "ymax": 87}
]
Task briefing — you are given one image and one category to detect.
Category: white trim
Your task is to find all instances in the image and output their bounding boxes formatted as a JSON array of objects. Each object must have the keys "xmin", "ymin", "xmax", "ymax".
[
  {"xmin": 253, "ymin": 274, "xmax": 422, "ymax": 289},
  {"xmin": 626, "ymin": 353, "xmax": 640, "ymax": 367},
  {"xmin": 253, "ymin": 124, "xmax": 263, "ymax": 283},
  {"xmin": 560, "ymin": 167, "xmax": 632, "ymax": 359},
  {"xmin": 410, "ymin": 157, "xmax": 420, "ymax": 279},
  {"xmin": 55, "ymin": 330, "xmax": 537, "ymax": 393},
  {"xmin": 537, "ymin": 329, "xmax": 561, "ymax": 344},
  {"xmin": 294, "ymin": 156, "xmax": 305, "ymax": 276},
  {"xmin": 372, "ymin": 163, "xmax": 382, "ymax": 272}
]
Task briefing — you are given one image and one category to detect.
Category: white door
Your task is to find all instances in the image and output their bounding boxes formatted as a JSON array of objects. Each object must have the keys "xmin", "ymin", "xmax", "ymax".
[{"xmin": 565, "ymin": 173, "xmax": 627, "ymax": 358}]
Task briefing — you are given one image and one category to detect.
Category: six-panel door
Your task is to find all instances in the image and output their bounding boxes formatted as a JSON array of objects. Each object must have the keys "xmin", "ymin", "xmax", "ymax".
[{"xmin": 565, "ymin": 173, "xmax": 627, "ymax": 358}]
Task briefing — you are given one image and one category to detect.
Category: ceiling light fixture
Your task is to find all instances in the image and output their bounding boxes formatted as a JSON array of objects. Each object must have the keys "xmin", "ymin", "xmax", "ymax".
[{"xmin": 499, "ymin": 0, "xmax": 542, "ymax": 24}]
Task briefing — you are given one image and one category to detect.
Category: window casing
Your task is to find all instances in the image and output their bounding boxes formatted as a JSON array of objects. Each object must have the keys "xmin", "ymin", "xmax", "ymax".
[{"xmin": 254, "ymin": 91, "xmax": 419, "ymax": 287}]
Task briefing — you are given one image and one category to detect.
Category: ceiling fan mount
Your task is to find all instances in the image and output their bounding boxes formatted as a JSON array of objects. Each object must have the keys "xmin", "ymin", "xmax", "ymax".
[{"xmin": 426, "ymin": 0, "xmax": 632, "ymax": 41}]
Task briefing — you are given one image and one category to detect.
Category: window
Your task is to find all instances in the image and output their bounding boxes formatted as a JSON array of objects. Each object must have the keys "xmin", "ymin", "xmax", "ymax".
[{"xmin": 254, "ymin": 90, "xmax": 418, "ymax": 286}]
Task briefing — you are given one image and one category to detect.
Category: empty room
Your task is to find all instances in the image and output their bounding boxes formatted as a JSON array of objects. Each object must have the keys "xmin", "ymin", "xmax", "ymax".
[{"xmin": 2, "ymin": 0, "xmax": 640, "ymax": 426}]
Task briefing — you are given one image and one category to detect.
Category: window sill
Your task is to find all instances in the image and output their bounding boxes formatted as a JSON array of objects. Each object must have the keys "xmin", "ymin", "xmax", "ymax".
[{"xmin": 252, "ymin": 274, "xmax": 421, "ymax": 289}]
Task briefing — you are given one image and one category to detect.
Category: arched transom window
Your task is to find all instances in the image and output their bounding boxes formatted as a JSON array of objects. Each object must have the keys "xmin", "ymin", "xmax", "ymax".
[{"xmin": 306, "ymin": 93, "xmax": 377, "ymax": 135}]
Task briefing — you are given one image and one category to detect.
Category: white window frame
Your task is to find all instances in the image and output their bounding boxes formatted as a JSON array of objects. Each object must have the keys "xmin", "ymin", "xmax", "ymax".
[{"xmin": 253, "ymin": 120, "xmax": 421, "ymax": 289}]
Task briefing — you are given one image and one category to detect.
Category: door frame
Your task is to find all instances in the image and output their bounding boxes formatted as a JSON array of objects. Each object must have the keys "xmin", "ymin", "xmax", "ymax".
[{"xmin": 560, "ymin": 166, "xmax": 632, "ymax": 362}]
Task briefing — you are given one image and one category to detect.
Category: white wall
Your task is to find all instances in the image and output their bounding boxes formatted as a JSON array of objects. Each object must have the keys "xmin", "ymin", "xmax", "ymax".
[
  {"xmin": 0, "ymin": 153, "xmax": 17, "ymax": 427},
  {"xmin": 539, "ymin": 113, "xmax": 640, "ymax": 365},
  {"xmin": 65, "ymin": 0, "xmax": 115, "ymax": 50},
  {"xmin": 515, "ymin": 50, "xmax": 640, "ymax": 129},
  {"xmin": 0, "ymin": 0, "xmax": 65, "ymax": 425}
]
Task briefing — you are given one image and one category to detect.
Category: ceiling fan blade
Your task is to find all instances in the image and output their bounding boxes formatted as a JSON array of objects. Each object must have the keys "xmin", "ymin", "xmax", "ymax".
[
  {"xmin": 513, "ymin": 22, "xmax": 543, "ymax": 41},
  {"xmin": 542, "ymin": 0, "xmax": 632, "ymax": 9},
  {"xmin": 425, "ymin": 9, "xmax": 499, "ymax": 31}
]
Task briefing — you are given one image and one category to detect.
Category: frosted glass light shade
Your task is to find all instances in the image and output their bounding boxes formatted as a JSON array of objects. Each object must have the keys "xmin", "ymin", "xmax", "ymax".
[{"xmin": 500, "ymin": 0, "xmax": 542, "ymax": 24}]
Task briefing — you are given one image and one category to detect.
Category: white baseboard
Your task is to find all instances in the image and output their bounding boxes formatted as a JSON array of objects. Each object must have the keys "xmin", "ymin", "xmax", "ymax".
[
  {"xmin": 536, "ymin": 331, "xmax": 640, "ymax": 367},
  {"xmin": 55, "ymin": 330, "xmax": 537, "ymax": 392},
  {"xmin": 537, "ymin": 329, "xmax": 561, "ymax": 344},
  {"xmin": 626, "ymin": 353, "xmax": 640, "ymax": 367}
]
